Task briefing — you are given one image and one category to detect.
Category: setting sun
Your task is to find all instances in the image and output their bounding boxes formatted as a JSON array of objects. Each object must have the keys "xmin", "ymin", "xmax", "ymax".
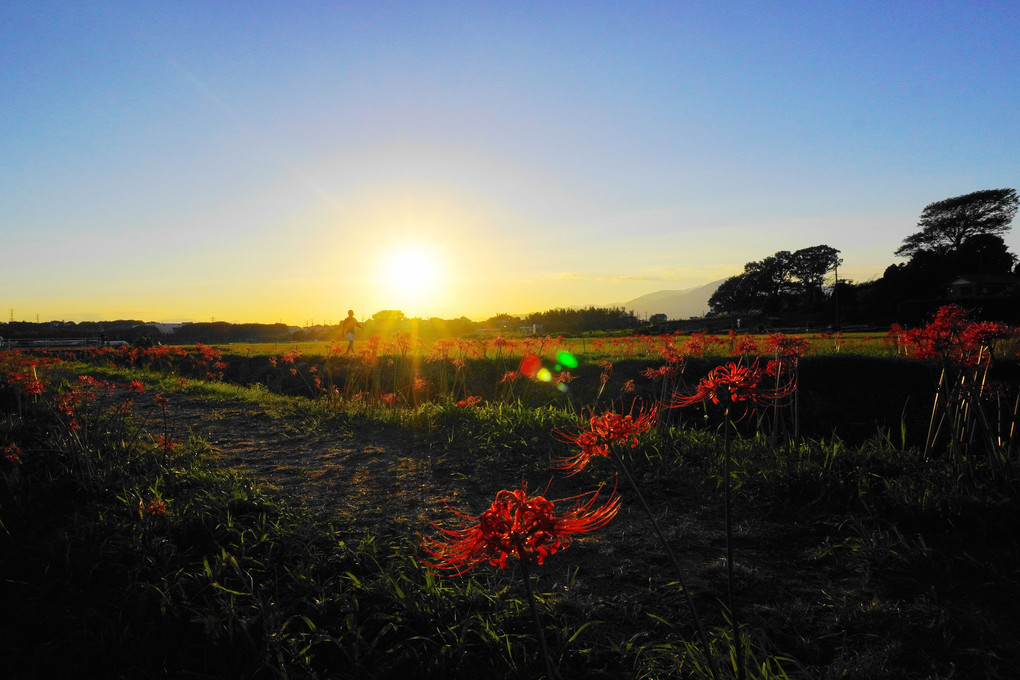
[
  {"xmin": 387, "ymin": 248, "xmax": 435, "ymax": 292},
  {"xmin": 375, "ymin": 245, "xmax": 447, "ymax": 314}
]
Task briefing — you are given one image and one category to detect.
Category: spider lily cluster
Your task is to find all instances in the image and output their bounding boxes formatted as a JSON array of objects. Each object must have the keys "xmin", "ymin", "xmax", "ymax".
[
  {"xmin": 898, "ymin": 305, "xmax": 1020, "ymax": 466},
  {"xmin": 670, "ymin": 360, "xmax": 797, "ymax": 421},
  {"xmin": 421, "ymin": 484, "xmax": 620, "ymax": 575}
]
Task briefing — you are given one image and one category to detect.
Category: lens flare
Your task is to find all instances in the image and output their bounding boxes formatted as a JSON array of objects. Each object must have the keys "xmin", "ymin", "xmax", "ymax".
[
  {"xmin": 557, "ymin": 351, "xmax": 578, "ymax": 369},
  {"xmin": 520, "ymin": 354, "xmax": 542, "ymax": 378}
]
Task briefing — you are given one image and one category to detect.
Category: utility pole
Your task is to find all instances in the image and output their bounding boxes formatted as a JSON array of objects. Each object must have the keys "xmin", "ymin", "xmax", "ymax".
[{"xmin": 833, "ymin": 261, "xmax": 840, "ymax": 331}]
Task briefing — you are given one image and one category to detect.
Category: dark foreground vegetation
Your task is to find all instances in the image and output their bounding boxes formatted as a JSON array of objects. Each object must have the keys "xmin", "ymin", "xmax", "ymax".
[{"xmin": 2, "ymin": 309, "xmax": 1019, "ymax": 679}]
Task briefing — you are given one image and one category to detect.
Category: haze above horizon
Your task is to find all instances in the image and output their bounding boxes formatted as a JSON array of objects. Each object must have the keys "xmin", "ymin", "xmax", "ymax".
[{"xmin": 3, "ymin": 3, "xmax": 1017, "ymax": 324}]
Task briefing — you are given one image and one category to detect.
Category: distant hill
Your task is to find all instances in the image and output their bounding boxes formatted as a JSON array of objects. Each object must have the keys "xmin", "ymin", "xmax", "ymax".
[{"xmin": 615, "ymin": 279, "xmax": 726, "ymax": 320}]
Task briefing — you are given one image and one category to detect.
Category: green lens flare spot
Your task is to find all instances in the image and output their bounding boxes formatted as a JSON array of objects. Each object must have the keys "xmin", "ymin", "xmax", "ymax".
[{"xmin": 557, "ymin": 351, "xmax": 578, "ymax": 369}]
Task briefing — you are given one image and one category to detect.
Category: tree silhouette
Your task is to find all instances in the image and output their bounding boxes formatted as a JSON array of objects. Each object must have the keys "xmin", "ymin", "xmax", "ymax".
[
  {"xmin": 896, "ymin": 188, "xmax": 1017, "ymax": 259},
  {"xmin": 790, "ymin": 245, "xmax": 842, "ymax": 304},
  {"xmin": 708, "ymin": 245, "xmax": 841, "ymax": 315}
]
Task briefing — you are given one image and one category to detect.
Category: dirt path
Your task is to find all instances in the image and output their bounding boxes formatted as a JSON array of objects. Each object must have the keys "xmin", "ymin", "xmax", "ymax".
[
  {"xmin": 165, "ymin": 395, "xmax": 464, "ymax": 536},
  {"xmin": 161, "ymin": 394, "xmax": 832, "ymax": 618}
]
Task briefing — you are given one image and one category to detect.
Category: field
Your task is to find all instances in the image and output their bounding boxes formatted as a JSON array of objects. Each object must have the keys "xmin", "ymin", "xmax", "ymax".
[
  {"xmin": 2, "ymin": 309, "xmax": 1019, "ymax": 679},
  {"xmin": 217, "ymin": 330, "xmax": 898, "ymax": 359}
]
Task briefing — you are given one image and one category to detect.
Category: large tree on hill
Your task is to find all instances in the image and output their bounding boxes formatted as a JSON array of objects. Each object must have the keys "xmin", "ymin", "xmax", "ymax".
[
  {"xmin": 895, "ymin": 188, "xmax": 1018, "ymax": 259},
  {"xmin": 790, "ymin": 245, "xmax": 843, "ymax": 303},
  {"xmin": 708, "ymin": 274, "xmax": 758, "ymax": 314},
  {"xmin": 708, "ymin": 245, "xmax": 841, "ymax": 315},
  {"xmin": 743, "ymin": 251, "xmax": 795, "ymax": 309}
]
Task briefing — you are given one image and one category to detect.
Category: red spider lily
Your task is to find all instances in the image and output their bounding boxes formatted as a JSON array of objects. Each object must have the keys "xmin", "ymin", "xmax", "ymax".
[
  {"xmin": 499, "ymin": 370, "xmax": 520, "ymax": 384},
  {"xmin": 658, "ymin": 337, "xmax": 685, "ymax": 365},
  {"xmin": 358, "ymin": 335, "xmax": 383, "ymax": 365},
  {"xmin": 492, "ymin": 336, "xmax": 514, "ymax": 354},
  {"xmin": 422, "ymin": 483, "xmax": 621, "ymax": 575},
  {"xmin": 141, "ymin": 499, "xmax": 168, "ymax": 516},
  {"xmin": 683, "ymin": 332, "xmax": 710, "ymax": 357},
  {"xmin": 155, "ymin": 435, "xmax": 177, "ymax": 452},
  {"xmin": 20, "ymin": 379, "xmax": 45, "ymax": 396},
  {"xmin": 154, "ymin": 394, "xmax": 169, "ymax": 410},
  {"xmin": 391, "ymin": 331, "xmax": 418, "ymax": 356},
  {"xmin": 764, "ymin": 333, "xmax": 808, "ymax": 359},
  {"xmin": 671, "ymin": 360, "xmax": 796, "ymax": 421},
  {"xmin": 886, "ymin": 323, "xmax": 905, "ymax": 345},
  {"xmin": 554, "ymin": 406, "xmax": 658, "ymax": 476},
  {"xmin": 125, "ymin": 380, "xmax": 145, "ymax": 393},
  {"xmin": 591, "ymin": 407, "xmax": 657, "ymax": 445},
  {"xmin": 426, "ymin": 338, "xmax": 456, "ymax": 362},
  {"xmin": 54, "ymin": 391, "xmax": 82, "ymax": 417},
  {"xmin": 735, "ymin": 337, "xmax": 759, "ymax": 355},
  {"xmin": 455, "ymin": 395, "xmax": 483, "ymax": 408},
  {"xmin": 598, "ymin": 361, "xmax": 613, "ymax": 384},
  {"xmin": 899, "ymin": 305, "xmax": 1012, "ymax": 366},
  {"xmin": 3, "ymin": 444, "xmax": 21, "ymax": 464},
  {"xmin": 960, "ymin": 321, "xmax": 1017, "ymax": 361},
  {"xmin": 555, "ymin": 430, "xmax": 611, "ymax": 473},
  {"xmin": 194, "ymin": 343, "xmax": 224, "ymax": 363},
  {"xmin": 621, "ymin": 379, "xmax": 635, "ymax": 393},
  {"xmin": 641, "ymin": 365, "xmax": 676, "ymax": 381}
]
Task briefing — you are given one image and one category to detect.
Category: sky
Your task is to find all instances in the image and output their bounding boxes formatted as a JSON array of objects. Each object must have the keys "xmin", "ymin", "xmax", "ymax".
[{"xmin": 2, "ymin": 2, "xmax": 1018, "ymax": 325}]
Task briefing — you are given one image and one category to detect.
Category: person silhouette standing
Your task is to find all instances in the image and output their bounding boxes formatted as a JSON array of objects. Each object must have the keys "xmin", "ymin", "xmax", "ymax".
[{"xmin": 340, "ymin": 310, "xmax": 363, "ymax": 354}]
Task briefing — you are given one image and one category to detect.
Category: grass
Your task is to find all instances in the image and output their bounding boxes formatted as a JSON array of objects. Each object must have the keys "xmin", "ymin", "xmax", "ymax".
[
  {"xmin": 217, "ymin": 330, "xmax": 900, "ymax": 360},
  {"xmin": 2, "ymin": 343, "xmax": 1019, "ymax": 679}
]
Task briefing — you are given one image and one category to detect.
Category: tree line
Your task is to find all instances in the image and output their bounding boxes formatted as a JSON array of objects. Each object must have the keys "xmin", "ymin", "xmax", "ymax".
[
  {"xmin": 708, "ymin": 188, "xmax": 1019, "ymax": 325},
  {"xmin": 1, "ymin": 309, "xmax": 644, "ymax": 345}
]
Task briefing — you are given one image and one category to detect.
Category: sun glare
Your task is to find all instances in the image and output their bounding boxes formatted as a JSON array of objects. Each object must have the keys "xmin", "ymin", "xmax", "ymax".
[
  {"xmin": 376, "ymin": 245, "xmax": 447, "ymax": 316},
  {"xmin": 388, "ymin": 248, "xmax": 435, "ymax": 290}
]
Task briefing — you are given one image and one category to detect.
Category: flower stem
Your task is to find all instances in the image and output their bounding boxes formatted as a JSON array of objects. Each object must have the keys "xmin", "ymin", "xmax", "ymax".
[
  {"xmin": 723, "ymin": 412, "xmax": 745, "ymax": 680},
  {"xmin": 613, "ymin": 453, "xmax": 721, "ymax": 680},
  {"xmin": 519, "ymin": 557, "xmax": 558, "ymax": 680}
]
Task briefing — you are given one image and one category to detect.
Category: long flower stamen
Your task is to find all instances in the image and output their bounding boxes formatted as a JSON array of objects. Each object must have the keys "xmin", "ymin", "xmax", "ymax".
[{"xmin": 421, "ymin": 483, "xmax": 621, "ymax": 576}]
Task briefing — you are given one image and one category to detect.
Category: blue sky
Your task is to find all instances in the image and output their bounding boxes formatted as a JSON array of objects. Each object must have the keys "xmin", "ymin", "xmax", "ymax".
[{"xmin": 2, "ymin": 2, "xmax": 1017, "ymax": 323}]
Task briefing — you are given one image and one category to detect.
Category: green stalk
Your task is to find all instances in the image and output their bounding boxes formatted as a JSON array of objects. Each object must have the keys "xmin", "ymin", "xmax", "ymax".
[
  {"xmin": 612, "ymin": 451, "xmax": 721, "ymax": 680},
  {"xmin": 924, "ymin": 368, "xmax": 946, "ymax": 461},
  {"xmin": 519, "ymin": 556, "xmax": 558, "ymax": 680},
  {"xmin": 723, "ymin": 409, "xmax": 744, "ymax": 680}
]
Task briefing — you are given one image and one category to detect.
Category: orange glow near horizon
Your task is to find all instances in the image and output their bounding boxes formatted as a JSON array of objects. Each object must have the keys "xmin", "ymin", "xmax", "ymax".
[{"xmin": 374, "ymin": 243, "xmax": 448, "ymax": 314}]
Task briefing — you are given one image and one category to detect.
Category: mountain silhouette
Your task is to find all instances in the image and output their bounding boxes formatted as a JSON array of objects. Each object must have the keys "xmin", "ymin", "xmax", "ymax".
[{"xmin": 614, "ymin": 279, "xmax": 726, "ymax": 320}]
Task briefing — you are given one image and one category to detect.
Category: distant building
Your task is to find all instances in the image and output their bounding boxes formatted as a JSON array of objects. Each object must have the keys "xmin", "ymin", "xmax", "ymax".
[
  {"xmin": 149, "ymin": 323, "xmax": 190, "ymax": 335},
  {"xmin": 945, "ymin": 274, "xmax": 1020, "ymax": 300}
]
